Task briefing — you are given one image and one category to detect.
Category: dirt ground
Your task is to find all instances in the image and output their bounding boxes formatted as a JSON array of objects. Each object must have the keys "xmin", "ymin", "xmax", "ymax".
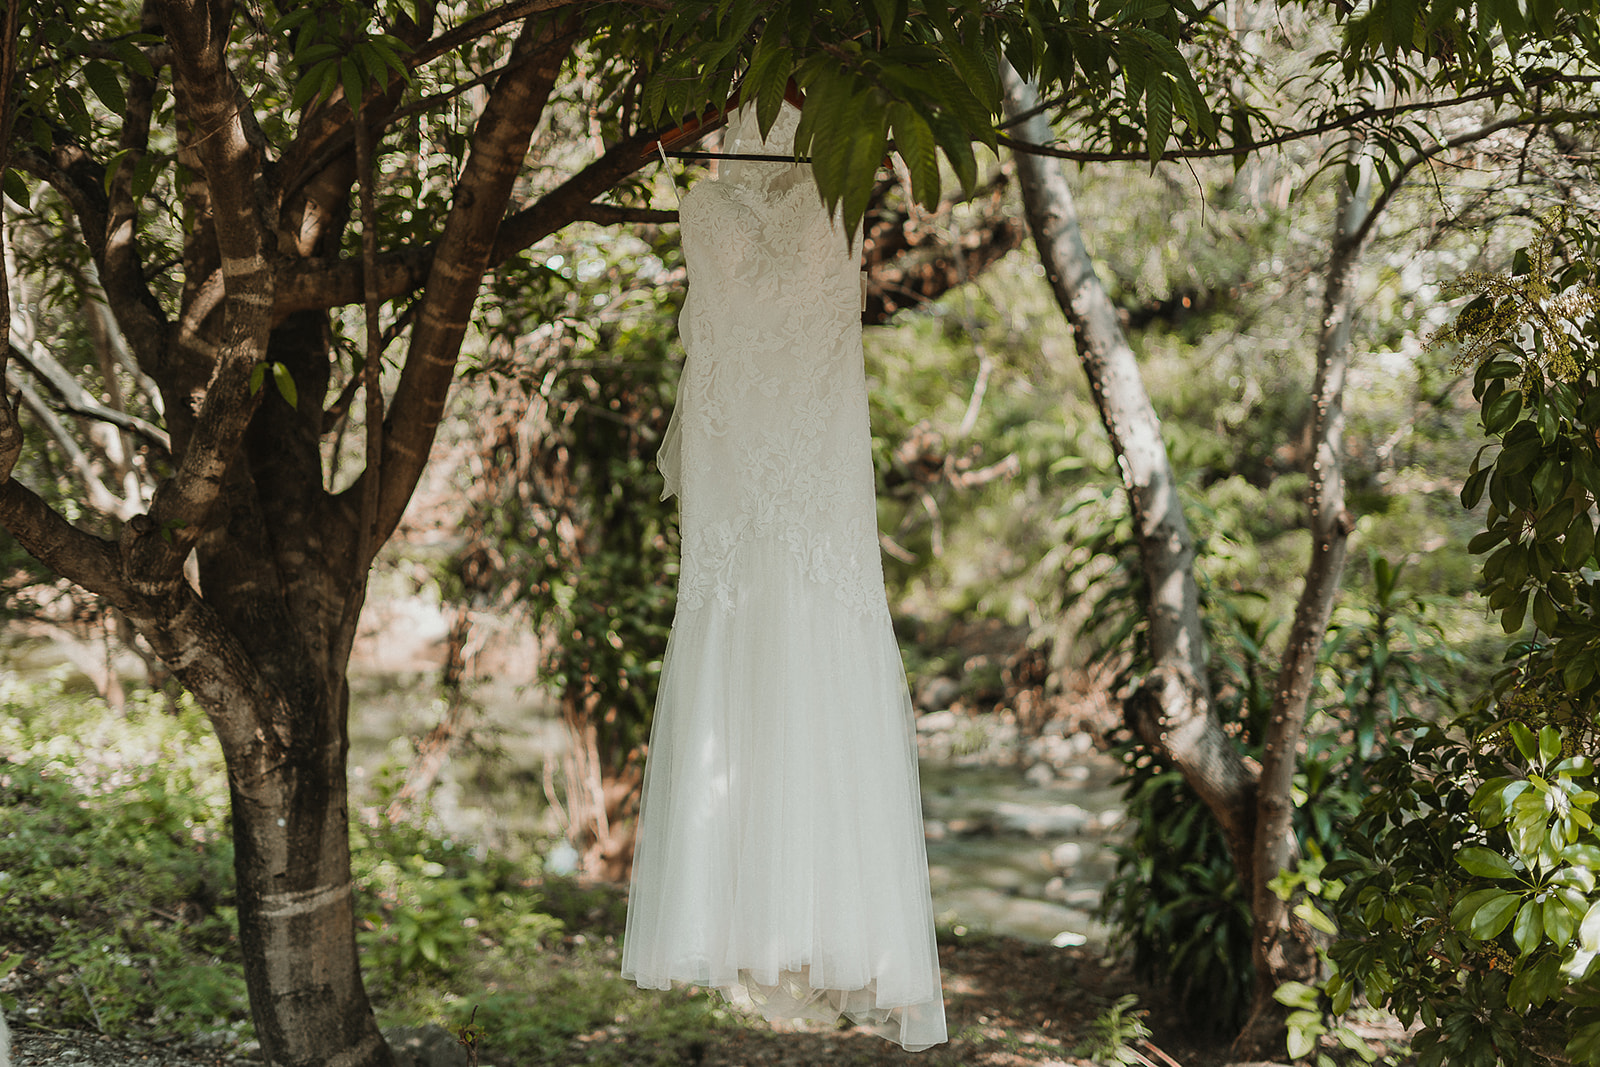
[{"xmin": 9, "ymin": 932, "xmax": 1412, "ymax": 1067}]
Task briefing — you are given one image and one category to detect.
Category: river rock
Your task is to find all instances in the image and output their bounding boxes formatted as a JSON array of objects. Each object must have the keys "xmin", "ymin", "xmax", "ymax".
[
  {"xmin": 915, "ymin": 676, "xmax": 962, "ymax": 712},
  {"xmin": 386, "ymin": 1025, "xmax": 467, "ymax": 1067},
  {"xmin": 994, "ymin": 801, "xmax": 1091, "ymax": 837},
  {"xmin": 1023, "ymin": 762, "xmax": 1056, "ymax": 787},
  {"xmin": 916, "ymin": 708, "xmax": 959, "ymax": 733},
  {"xmin": 1049, "ymin": 841, "xmax": 1084, "ymax": 870}
]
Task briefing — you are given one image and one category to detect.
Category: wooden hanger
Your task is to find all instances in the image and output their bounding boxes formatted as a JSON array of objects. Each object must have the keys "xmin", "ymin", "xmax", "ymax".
[{"xmin": 642, "ymin": 78, "xmax": 806, "ymax": 163}]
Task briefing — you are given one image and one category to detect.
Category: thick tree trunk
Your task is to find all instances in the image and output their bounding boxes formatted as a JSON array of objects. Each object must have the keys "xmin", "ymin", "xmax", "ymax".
[
  {"xmin": 229, "ymin": 682, "xmax": 386, "ymax": 1067},
  {"xmin": 1001, "ymin": 70, "xmax": 1263, "ymax": 882}
]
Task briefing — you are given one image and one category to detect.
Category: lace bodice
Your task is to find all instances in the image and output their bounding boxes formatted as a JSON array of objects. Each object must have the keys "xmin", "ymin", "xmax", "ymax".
[{"xmin": 659, "ymin": 102, "xmax": 884, "ymax": 619}]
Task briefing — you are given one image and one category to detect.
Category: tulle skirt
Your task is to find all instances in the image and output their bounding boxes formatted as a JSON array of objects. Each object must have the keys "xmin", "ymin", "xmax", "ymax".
[{"xmin": 621, "ymin": 544, "xmax": 948, "ymax": 1051}]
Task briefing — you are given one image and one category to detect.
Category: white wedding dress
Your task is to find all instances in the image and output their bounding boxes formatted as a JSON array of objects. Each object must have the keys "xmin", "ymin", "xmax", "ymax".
[{"xmin": 621, "ymin": 103, "xmax": 948, "ymax": 1052}]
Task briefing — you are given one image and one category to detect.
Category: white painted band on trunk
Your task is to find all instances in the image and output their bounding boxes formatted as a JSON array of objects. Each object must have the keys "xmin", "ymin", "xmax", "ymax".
[
  {"xmin": 229, "ymin": 290, "xmax": 273, "ymax": 308},
  {"xmin": 259, "ymin": 881, "xmax": 352, "ymax": 919}
]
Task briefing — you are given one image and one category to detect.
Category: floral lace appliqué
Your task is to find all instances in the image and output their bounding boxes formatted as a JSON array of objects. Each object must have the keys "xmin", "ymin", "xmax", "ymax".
[{"xmin": 661, "ymin": 103, "xmax": 886, "ymax": 622}]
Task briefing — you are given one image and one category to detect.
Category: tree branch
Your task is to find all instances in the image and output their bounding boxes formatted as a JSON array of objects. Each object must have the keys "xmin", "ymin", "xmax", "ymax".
[
  {"xmin": 130, "ymin": 0, "xmax": 277, "ymax": 588},
  {"xmin": 367, "ymin": 17, "xmax": 575, "ymax": 556},
  {"xmin": 573, "ymin": 203, "xmax": 679, "ymax": 225},
  {"xmin": 3, "ymin": 366, "xmax": 135, "ymax": 518},
  {"xmin": 1003, "ymin": 65, "xmax": 1262, "ymax": 882},
  {"xmin": 0, "ymin": 0, "xmax": 21, "ymax": 483},
  {"xmin": 8, "ymin": 341, "xmax": 171, "ymax": 452},
  {"xmin": 1237, "ymin": 141, "xmax": 1368, "ymax": 1059},
  {"xmin": 0, "ymin": 478, "xmax": 126, "ymax": 598},
  {"xmin": 409, "ymin": 0, "xmax": 581, "ymax": 67},
  {"xmin": 488, "ymin": 129, "xmax": 662, "ymax": 264},
  {"xmin": 100, "ymin": 0, "xmax": 172, "ymax": 374},
  {"xmin": 998, "ymin": 77, "xmax": 1600, "ymax": 164}
]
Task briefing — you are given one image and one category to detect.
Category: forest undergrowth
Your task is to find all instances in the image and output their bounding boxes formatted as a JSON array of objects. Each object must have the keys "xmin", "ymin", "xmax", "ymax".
[{"xmin": 0, "ymin": 670, "xmax": 1415, "ymax": 1067}]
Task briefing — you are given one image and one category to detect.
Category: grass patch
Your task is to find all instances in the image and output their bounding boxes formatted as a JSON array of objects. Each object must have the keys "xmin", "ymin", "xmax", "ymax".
[{"xmin": 0, "ymin": 673, "xmax": 744, "ymax": 1062}]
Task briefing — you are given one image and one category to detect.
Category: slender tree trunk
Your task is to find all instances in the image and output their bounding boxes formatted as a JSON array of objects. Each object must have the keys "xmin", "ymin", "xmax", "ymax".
[
  {"xmin": 1004, "ymin": 68, "xmax": 1373, "ymax": 1058},
  {"xmin": 1001, "ymin": 69, "xmax": 1262, "ymax": 882},
  {"xmin": 1234, "ymin": 152, "xmax": 1367, "ymax": 1058}
]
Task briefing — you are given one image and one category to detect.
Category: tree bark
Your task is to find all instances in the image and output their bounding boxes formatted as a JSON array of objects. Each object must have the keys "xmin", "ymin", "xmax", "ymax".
[
  {"xmin": 1234, "ymin": 151, "xmax": 1367, "ymax": 1059},
  {"xmin": 1001, "ymin": 69, "xmax": 1263, "ymax": 884}
]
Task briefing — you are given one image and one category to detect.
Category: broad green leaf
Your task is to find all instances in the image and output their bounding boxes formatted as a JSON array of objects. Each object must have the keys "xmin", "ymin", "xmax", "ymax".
[
  {"xmin": 1273, "ymin": 980, "xmax": 1319, "ymax": 1009},
  {"xmin": 1513, "ymin": 898, "xmax": 1541, "ymax": 955},
  {"xmin": 291, "ymin": 60, "xmax": 334, "ymax": 112},
  {"xmin": 1286, "ymin": 1017, "xmax": 1318, "ymax": 1060},
  {"xmin": 296, "ymin": 42, "xmax": 343, "ymax": 66},
  {"xmin": 1295, "ymin": 900, "xmax": 1338, "ymax": 936},
  {"xmin": 1540, "ymin": 725, "xmax": 1562, "ymax": 764},
  {"xmin": 1511, "ymin": 721, "xmax": 1538, "ymax": 762},
  {"xmin": 1544, "ymin": 894, "xmax": 1577, "ymax": 945},
  {"xmin": 1581, "ymin": 898, "xmax": 1600, "ymax": 951},
  {"xmin": 1466, "ymin": 890, "xmax": 1520, "ymax": 939},
  {"xmin": 1502, "ymin": 589, "xmax": 1529, "ymax": 633},
  {"xmin": 111, "ymin": 39, "xmax": 155, "ymax": 79},
  {"xmin": 1508, "ymin": 953, "xmax": 1563, "ymax": 1010},
  {"xmin": 890, "ymin": 102, "xmax": 939, "ymax": 210},
  {"xmin": 132, "ymin": 153, "xmax": 164, "ymax": 201},
  {"xmin": 83, "ymin": 60, "xmax": 126, "ymax": 114},
  {"xmin": 2, "ymin": 168, "xmax": 28, "ymax": 206},
  {"xmin": 1565, "ymin": 510, "xmax": 1596, "ymax": 568},
  {"xmin": 1457, "ymin": 846, "xmax": 1516, "ymax": 879},
  {"xmin": 341, "ymin": 56, "xmax": 363, "ymax": 114}
]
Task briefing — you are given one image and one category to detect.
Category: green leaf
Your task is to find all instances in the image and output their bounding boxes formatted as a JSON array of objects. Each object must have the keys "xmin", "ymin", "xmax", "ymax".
[
  {"xmin": 1569, "ymin": 1021, "xmax": 1600, "ymax": 1065},
  {"xmin": 1544, "ymin": 894, "xmax": 1577, "ymax": 946},
  {"xmin": 2, "ymin": 168, "xmax": 28, "ymax": 206},
  {"xmin": 1565, "ymin": 510, "xmax": 1595, "ymax": 569},
  {"xmin": 270, "ymin": 6, "xmax": 315, "ymax": 36},
  {"xmin": 341, "ymin": 56, "xmax": 363, "ymax": 114},
  {"xmin": 1484, "ymin": 388, "xmax": 1523, "ymax": 433},
  {"xmin": 1581, "ymin": 898, "xmax": 1600, "ymax": 951},
  {"xmin": 56, "ymin": 83, "xmax": 91, "ymax": 139},
  {"xmin": 1509, "ymin": 953, "xmax": 1563, "ymax": 1010},
  {"xmin": 1145, "ymin": 71, "xmax": 1173, "ymax": 165},
  {"xmin": 1539, "ymin": 725, "xmax": 1562, "ymax": 764},
  {"xmin": 271, "ymin": 363, "xmax": 299, "ymax": 408},
  {"xmin": 890, "ymin": 102, "xmax": 939, "ymax": 210},
  {"xmin": 1502, "ymin": 589, "xmax": 1529, "ymax": 633},
  {"xmin": 1287, "ymin": 1017, "xmax": 1318, "ymax": 1060},
  {"xmin": 1533, "ymin": 590, "xmax": 1559, "ymax": 634},
  {"xmin": 1511, "ymin": 721, "xmax": 1538, "ymax": 762},
  {"xmin": 295, "ymin": 42, "xmax": 343, "ymax": 66},
  {"xmin": 132, "ymin": 153, "xmax": 164, "ymax": 201},
  {"xmin": 291, "ymin": 60, "xmax": 334, "ymax": 111},
  {"xmin": 111, "ymin": 39, "xmax": 155, "ymax": 79},
  {"xmin": 1457, "ymin": 846, "xmax": 1516, "ymax": 879},
  {"xmin": 83, "ymin": 60, "xmax": 126, "ymax": 114},
  {"xmin": 1274, "ymin": 980, "xmax": 1320, "ymax": 1010},
  {"xmin": 249, "ymin": 363, "xmax": 267, "ymax": 395},
  {"xmin": 1295, "ymin": 900, "xmax": 1338, "ymax": 936},
  {"xmin": 1513, "ymin": 898, "xmax": 1541, "ymax": 955},
  {"xmin": 1466, "ymin": 890, "xmax": 1520, "ymax": 939}
]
